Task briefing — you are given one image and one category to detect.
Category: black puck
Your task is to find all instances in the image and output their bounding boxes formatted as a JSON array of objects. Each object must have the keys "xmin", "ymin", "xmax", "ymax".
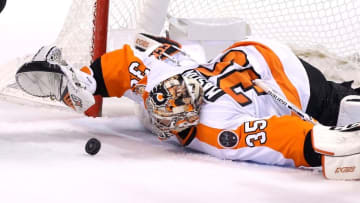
[
  {"xmin": 0, "ymin": 0, "xmax": 6, "ymax": 14},
  {"xmin": 85, "ymin": 138, "xmax": 101, "ymax": 155}
]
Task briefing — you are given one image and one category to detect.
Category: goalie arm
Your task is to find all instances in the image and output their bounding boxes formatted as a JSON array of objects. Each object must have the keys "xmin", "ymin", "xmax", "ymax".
[
  {"xmin": 16, "ymin": 44, "xmax": 148, "ymax": 113},
  {"xmin": 176, "ymin": 113, "xmax": 360, "ymax": 179},
  {"xmin": 174, "ymin": 115, "xmax": 317, "ymax": 167},
  {"xmin": 87, "ymin": 44, "xmax": 150, "ymax": 98}
]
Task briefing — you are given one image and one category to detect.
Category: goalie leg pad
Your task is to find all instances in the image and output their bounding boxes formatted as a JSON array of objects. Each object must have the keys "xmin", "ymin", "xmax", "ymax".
[
  {"xmin": 322, "ymin": 154, "xmax": 360, "ymax": 180},
  {"xmin": 337, "ymin": 95, "xmax": 360, "ymax": 126},
  {"xmin": 312, "ymin": 123, "xmax": 360, "ymax": 156}
]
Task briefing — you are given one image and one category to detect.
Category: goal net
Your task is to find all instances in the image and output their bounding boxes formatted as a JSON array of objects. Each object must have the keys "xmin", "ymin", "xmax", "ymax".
[
  {"xmin": 1, "ymin": 0, "xmax": 360, "ymax": 106},
  {"xmin": 56, "ymin": 0, "xmax": 360, "ymax": 65}
]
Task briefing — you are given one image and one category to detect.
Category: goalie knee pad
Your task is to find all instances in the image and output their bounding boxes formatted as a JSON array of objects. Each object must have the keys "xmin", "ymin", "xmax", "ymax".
[
  {"xmin": 322, "ymin": 154, "xmax": 360, "ymax": 180},
  {"xmin": 337, "ymin": 95, "xmax": 360, "ymax": 126},
  {"xmin": 312, "ymin": 123, "xmax": 360, "ymax": 156},
  {"xmin": 311, "ymin": 123, "xmax": 360, "ymax": 180}
]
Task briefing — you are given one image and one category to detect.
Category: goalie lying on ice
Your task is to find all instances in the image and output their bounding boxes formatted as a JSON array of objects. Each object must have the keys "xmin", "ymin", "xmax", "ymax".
[{"xmin": 16, "ymin": 33, "xmax": 360, "ymax": 180}]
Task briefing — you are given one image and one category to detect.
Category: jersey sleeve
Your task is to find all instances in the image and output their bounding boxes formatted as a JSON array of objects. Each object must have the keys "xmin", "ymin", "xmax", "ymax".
[
  {"xmin": 88, "ymin": 44, "xmax": 149, "ymax": 98},
  {"xmin": 175, "ymin": 115, "xmax": 314, "ymax": 167}
]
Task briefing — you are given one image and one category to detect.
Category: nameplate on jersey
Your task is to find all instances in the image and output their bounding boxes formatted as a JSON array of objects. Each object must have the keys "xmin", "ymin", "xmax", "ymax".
[{"xmin": 182, "ymin": 69, "xmax": 225, "ymax": 103}]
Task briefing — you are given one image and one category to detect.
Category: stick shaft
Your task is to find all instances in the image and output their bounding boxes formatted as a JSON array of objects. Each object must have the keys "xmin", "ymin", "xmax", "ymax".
[{"xmin": 254, "ymin": 79, "xmax": 316, "ymax": 124}]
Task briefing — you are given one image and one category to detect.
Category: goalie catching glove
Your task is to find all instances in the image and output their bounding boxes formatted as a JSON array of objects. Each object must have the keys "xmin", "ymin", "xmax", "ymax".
[{"xmin": 15, "ymin": 46, "xmax": 96, "ymax": 112}]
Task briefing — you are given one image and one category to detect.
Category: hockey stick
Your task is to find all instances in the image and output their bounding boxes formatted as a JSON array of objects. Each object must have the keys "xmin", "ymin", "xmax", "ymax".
[
  {"xmin": 254, "ymin": 80, "xmax": 360, "ymax": 130},
  {"xmin": 253, "ymin": 79, "xmax": 317, "ymax": 124},
  {"xmin": 134, "ymin": 33, "xmax": 317, "ymax": 124}
]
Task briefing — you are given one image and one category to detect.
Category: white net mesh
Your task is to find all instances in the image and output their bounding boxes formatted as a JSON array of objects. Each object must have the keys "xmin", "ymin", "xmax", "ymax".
[
  {"xmin": 168, "ymin": 0, "xmax": 360, "ymax": 59},
  {"xmin": 56, "ymin": 1, "xmax": 98, "ymax": 69},
  {"xmin": 56, "ymin": 0, "xmax": 360, "ymax": 68},
  {"xmin": 2, "ymin": 0, "xmax": 360, "ymax": 105}
]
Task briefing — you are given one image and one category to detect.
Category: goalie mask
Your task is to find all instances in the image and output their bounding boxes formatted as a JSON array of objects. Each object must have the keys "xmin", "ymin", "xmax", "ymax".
[{"xmin": 146, "ymin": 74, "xmax": 203, "ymax": 139}]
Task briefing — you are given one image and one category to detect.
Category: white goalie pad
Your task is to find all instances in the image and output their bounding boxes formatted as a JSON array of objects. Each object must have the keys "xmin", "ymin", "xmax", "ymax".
[
  {"xmin": 322, "ymin": 154, "xmax": 360, "ymax": 180},
  {"xmin": 337, "ymin": 95, "xmax": 360, "ymax": 126},
  {"xmin": 167, "ymin": 17, "xmax": 250, "ymax": 41},
  {"xmin": 312, "ymin": 123, "xmax": 360, "ymax": 156},
  {"xmin": 167, "ymin": 16, "xmax": 251, "ymax": 61}
]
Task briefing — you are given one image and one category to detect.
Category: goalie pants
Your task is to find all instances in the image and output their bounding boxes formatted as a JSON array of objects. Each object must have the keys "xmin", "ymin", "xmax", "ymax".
[
  {"xmin": 302, "ymin": 58, "xmax": 360, "ymax": 125},
  {"xmin": 301, "ymin": 58, "xmax": 360, "ymax": 166}
]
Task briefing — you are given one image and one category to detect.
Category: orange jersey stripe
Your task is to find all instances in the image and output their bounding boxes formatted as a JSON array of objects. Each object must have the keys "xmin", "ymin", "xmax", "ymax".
[
  {"xmin": 195, "ymin": 115, "xmax": 314, "ymax": 167},
  {"xmin": 100, "ymin": 44, "xmax": 148, "ymax": 97}
]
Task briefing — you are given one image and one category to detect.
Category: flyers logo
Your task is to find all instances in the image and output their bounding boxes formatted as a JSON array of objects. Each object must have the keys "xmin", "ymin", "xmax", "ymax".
[{"xmin": 153, "ymin": 93, "xmax": 166, "ymax": 105}]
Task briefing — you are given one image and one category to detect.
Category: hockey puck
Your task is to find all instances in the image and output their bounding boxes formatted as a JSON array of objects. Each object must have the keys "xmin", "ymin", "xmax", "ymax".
[
  {"xmin": 85, "ymin": 138, "xmax": 101, "ymax": 155},
  {"xmin": 0, "ymin": 0, "xmax": 6, "ymax": 14}
]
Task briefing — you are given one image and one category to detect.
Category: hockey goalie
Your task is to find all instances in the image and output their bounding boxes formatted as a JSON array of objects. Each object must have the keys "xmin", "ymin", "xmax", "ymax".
[{"xmin": 15, "ymin": 33, "xmax": 360, "ymax": 180}]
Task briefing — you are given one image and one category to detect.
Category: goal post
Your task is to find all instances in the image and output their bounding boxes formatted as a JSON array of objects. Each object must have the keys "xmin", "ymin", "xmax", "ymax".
[{"xmin": 92, "ymin": 0, "xmax": 110, "ymax": 61}]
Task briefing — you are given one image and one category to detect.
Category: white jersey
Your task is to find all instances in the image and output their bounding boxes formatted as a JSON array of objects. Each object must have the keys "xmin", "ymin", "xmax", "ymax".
[
  {"xmin": 177, "ymin": 39, "xmax": 313, "ymax": 167},
  {"xmin": 92, "ymin": 38, "xmax": 315, "ymax": 168},
  {"xmin": 193, "ymin": 38, "xmax": 310, "ymax": 128}
]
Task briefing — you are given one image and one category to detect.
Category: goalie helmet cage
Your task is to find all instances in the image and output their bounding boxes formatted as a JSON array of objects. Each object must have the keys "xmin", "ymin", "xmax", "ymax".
[{"xmin": 8, "ymin": 0, "xmax": 356, "ymax": 116}]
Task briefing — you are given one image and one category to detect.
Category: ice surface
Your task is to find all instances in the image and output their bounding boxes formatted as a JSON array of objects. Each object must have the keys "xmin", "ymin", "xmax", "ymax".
[
  {"xmin": 0, "ymin": 97, "xmax": 359, "ymax": 203},
  {"xmin": 1, "ymin": 1, "xmax": 359, "ymax": 201}
]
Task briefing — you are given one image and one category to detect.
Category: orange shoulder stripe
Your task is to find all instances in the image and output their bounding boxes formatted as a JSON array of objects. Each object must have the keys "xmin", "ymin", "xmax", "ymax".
[
  {"xmin": 100, "ymin": 44, "xmax": 147, "ymax": 97},
  {"xmin": 195, "ymin": 115, "xmax": 314, "ymax": 167}
]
